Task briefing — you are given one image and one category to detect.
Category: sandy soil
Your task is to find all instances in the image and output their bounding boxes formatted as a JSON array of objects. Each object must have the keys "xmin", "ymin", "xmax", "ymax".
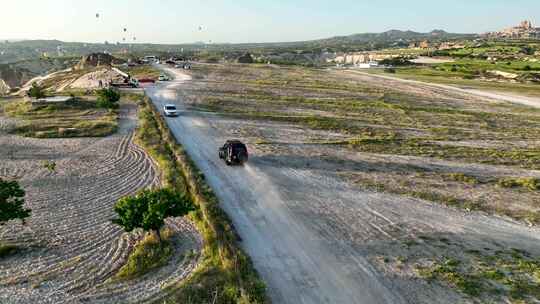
[
  {"xmin": 0, "ymin": 102, "xmax": 202, "ymax": 304},
  {"xmin": 67, "ymin": 69, "xmax": 124, "ymax": 91},
  {"xmin": 410, "ymin": 57, "xmax": 455, "ymax": 64},
  {"xmin": 147, "ymin": 66, "xmax": 540, "ymax": 304}
]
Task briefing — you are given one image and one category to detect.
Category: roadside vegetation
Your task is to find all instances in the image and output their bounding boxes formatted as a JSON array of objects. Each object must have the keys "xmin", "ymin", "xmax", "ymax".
[
  {"xmin": 96, "ymin": 87, "xmax": 120, "ymax": 109},
  {"xmin": 135, "ymin": 98, "xmax": 266, "ymax": 303},
  {"xmin": 2, "ymin": 97, "xmax": 118, "ymax": 138},
  {"xmin": 114, "ymin": 229, "xmax": 174, "ymax": 280}
]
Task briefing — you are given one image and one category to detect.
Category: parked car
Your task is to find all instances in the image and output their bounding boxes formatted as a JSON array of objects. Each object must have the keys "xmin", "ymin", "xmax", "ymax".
[
  {"xmin": 158, "ymin": 74, "xmax": 170, "ymax": 81},
  {"xmin": 138, "ymin": 78, "xmax": 156, "ymax": 84},
  {"xmin": 163, "ymin": 104, "xmax": 179, "ymax": 117},
  {"xmin": 219, "ymin": 140, "xmax": 248, "ymax": 165}
]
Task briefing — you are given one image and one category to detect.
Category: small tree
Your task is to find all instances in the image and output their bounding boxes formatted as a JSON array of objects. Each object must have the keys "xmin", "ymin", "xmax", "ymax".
[
  {"xmin": 112, "ymin": 188, "xmax": 194, "ymax": 241},
  {"xmin": 96, "ymin": 88, "xmax": 120, "ymax": 109},
  {"xmin": 42, "ymin": 160, "xmax": 57, "ymax": 173},
  {"xmin": 0, "ymin": 179, "xmax": 31, "ymax": 225},
  {"xmin": 28, "ymin": 82, "xmax": 46, "ymax": 99}
]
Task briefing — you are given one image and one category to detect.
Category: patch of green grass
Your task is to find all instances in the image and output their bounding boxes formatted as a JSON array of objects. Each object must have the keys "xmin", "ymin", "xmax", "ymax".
[
  {"xmin": 115, "ymin": 231, "xmax": 173, "ymax": 280},
  {"xmin": 4, "ymin": 98, "xmax": 118, "ymax": 138},
  {"xmin": 446, "ymin": 173, "xmax": 480, "ymax": 185},
  {"xmin": 416, "ymin": 249, "xmax": 540, "ymax": 301},
  {"xmin": 0, "ymin": 243, "xmax": 18, "ymax": 258},
  {"xmin": 498, "ymin": 177, "xmax": 540, "ymax": 191},
  {"xmin": 120, "ymin": 65, "xmax": 161, "ymax": 80}
]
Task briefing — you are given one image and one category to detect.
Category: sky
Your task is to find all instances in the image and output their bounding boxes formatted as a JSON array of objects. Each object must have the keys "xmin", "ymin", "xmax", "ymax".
[{"xmin": 1, "ymin": 0, "xmax": 540, "ymax": 44}]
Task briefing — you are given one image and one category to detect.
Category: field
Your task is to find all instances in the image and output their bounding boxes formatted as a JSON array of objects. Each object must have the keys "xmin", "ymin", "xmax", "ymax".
[
  {"xmin": 2, "ymin": 98, "xmax": 118, "ymax": 138},
  {"xmin": 180, "ymin": 64, "xmax": 540, "ymax": 222},
  {"xmin": 0, "ymin": 99, "xmax": 202, "ymax": 303},
  {"xmin": 363, "ymin": 57, "xmax": 540, "ymax": 97},
  {"xmin": 168, "ymin": 63, "xmax": 540, "ymax": 303},
  {"xmin": 120, "ymin": 65, "xmax": 161, "ymax": 80}
]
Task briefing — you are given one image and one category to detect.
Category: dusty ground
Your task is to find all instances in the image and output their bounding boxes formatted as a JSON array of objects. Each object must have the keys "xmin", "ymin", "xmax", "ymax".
[
  {"xmin": 149, "ymin": 65, "xmax": 540, "ymax": 304},
  {"xmin": 0, "ymin": 102, "xmax": 202, "ymax": 304},
  {"xmin": 344, "ymin": 70, "xmax": 540, "ymax": 109}
]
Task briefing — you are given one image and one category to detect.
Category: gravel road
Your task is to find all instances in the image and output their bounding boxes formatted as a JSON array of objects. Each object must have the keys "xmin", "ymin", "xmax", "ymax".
[{"xmin": 147, "ymin": 66, "xmax": 540, "ymax": 304}]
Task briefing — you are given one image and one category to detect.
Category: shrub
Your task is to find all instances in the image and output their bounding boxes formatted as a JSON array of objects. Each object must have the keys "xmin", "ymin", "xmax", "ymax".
[
  {"xmin": 0, "ymin": 243, "xmax": 17, "ymax": 258},
  {"xmin": 28, "ymin": 82, "xmax": 46, "ymax": 99},
  {"xmin": 112, "ymin": 188, "xmax": 195, "ymax": 241},
  {"xmin": 0, "ymin": 178, "xmax": 31, "ymax": 224},
  {"xmin": 96, "ymin": 88, "xmax": 120, "ymax": 109},
  {"xmin": 384, "ymin": 68, "xmax": 396, "ymax": 74},
  {"xmin": 379, "ymin": 57, "xmax": 413, "ymax": 66}
]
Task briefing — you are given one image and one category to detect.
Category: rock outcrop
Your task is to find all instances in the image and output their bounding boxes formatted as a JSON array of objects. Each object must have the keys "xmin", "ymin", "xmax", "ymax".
[
  {"xmin": 0, "ymin": 79, "xmax": 10, "ymax": 95},
  {"xmin": 75, "ymin": 53, "xmax": 124, "ymax": 70},
  {"xmin": 0, "ymin": 64, "xmax": 33, "ymax": 90}
]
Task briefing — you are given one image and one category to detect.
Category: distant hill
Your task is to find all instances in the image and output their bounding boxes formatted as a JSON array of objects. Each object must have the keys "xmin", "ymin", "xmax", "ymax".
[
  {"xmin": 0, "ymin": 29, "xmax": 479, "ymax": 65},
  {"xmin": 315, "ymin": 29, "xmax": 477, "ymax": 45}
]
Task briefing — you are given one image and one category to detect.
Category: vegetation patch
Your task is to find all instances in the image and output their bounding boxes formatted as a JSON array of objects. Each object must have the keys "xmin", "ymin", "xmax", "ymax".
[
  {"xmin": 4, "ymin": 98, "xmax": 118, "ymax": 138},
  {"xmin": 114, "ymin": 230, "xmax": 173, "ymax": 280},
  {"xmin": 0, "ymin": 243, "xmax": 18, "ymax": 259},
  {"xmin": 498, "ymin": 177, "xmax": 540, "ymax": 191},
  {"xmin": 416, "ymin": 249, "xmax": 540, "ymax": 302},
  {"xmin": 137, "ymin": 98, "xmax": 266, "ymax": 304},
  {"xmin": 121, "ymin": 65, "xmax": 161, "ymax": 80}
]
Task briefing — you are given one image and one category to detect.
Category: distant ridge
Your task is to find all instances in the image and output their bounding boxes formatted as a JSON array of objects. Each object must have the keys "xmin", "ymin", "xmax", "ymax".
[{"xmin": 316, "ymin": 29, "xmax": 477, "ymax": 44}]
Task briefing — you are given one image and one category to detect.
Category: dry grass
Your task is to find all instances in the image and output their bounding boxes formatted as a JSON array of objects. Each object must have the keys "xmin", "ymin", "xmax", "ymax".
[
  {"xmin": 114, "ymin": 230, "xmax": 174, "ymax": 281},
  {"xmin": 4, "ymin": 98, "xmax": 118, "ymax": 138}
]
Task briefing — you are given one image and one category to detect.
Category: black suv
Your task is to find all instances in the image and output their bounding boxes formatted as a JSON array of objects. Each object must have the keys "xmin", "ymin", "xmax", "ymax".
[{"xmin": 219, "ymin": 140, "xmax": 248, "ymax": 165}]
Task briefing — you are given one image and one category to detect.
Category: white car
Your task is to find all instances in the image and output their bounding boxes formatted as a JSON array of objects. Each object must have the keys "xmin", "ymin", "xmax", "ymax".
[
  {"xmin": 158, "ymin": 74, "xmax": 170, "ymax": 81},
  {"xmin": 163, "ymin": 104, "xmax": 179, "ymax": 117}
]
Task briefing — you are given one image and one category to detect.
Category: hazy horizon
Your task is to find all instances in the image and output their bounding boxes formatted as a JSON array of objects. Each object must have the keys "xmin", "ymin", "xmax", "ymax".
[{"xmin": 1, "ymin": 0, "xmax": 539, "ymax": 44}]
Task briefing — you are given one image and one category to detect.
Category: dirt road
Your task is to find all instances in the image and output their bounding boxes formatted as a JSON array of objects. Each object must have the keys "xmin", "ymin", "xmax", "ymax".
[
  {"xmin": 147, "ymin": 67, "xmax": 540, "ymax": 304},
  {"xmin": 345, "ymin": 70, "xmax": 540, "ymax": 109}
]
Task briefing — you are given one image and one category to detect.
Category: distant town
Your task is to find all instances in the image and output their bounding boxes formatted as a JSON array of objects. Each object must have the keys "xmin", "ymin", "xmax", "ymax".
[{"xmin": 484, "ymin": 20, "xmax": 540, "ymax": 39}]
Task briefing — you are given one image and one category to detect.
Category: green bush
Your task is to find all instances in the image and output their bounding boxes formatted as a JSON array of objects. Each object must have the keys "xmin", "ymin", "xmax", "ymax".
[
  {"xmin": 0, "ymin": 243, "xmax": 18, "ymax": 258},
  {"xmin": 28, "ymin": 82, "xmax": 46, "ymax": 99},
  {"xmin": 0, "ymin": 178, "xmax": 31, "ymax": 224},
  {"xmin": 96, "ymin": 88, "xmax": 120, "ymax": 109}
]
